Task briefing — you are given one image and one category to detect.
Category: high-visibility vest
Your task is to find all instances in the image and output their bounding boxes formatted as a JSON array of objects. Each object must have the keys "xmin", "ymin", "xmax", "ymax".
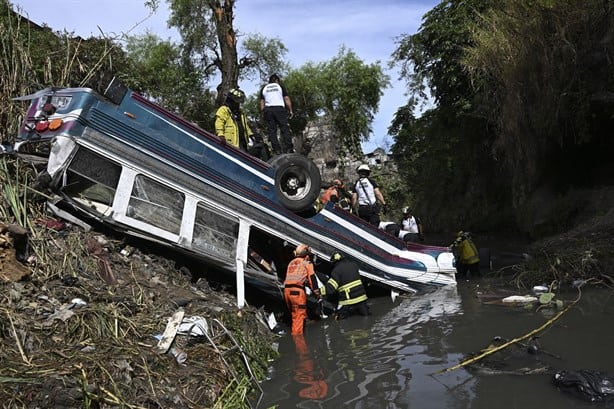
[
  {"xmin": 458, "ymin": 238, "xmax": 480, "ymax": 264},
  {"xmin": 285, "ymin": 258, "xmax": 317, "ymax": 291}
]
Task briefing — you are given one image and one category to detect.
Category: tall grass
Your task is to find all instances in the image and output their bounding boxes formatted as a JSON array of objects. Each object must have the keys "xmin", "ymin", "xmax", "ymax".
[{"xmin": 0, "ymin": 158, "xmax": 30, "ymax": 227}]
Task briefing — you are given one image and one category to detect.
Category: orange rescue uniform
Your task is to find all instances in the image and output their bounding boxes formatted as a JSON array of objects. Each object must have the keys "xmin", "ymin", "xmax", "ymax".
[{"xmin": 284, "ymin": 257, "xmax": 320, "ymax": 335}]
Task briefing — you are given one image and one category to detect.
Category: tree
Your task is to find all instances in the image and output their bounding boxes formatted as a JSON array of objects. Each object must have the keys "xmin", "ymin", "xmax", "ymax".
[
  {"xmin": 121, "ymin": 32, "xmax": 215, "ymax": 129},
  {"xmin": 462, "ymin": 0, "xmax": 614, "ymax": 210},
  {"xmin": 149, "ymin": 0, "xmax": 289, "ymax": 106},
  {"xmin": 389, "ymin": 0, "xmax": 506, "ymax": 231},
  {"xmin": 285, "ymin": 48, "xmax": 389, "ymax": 155}
]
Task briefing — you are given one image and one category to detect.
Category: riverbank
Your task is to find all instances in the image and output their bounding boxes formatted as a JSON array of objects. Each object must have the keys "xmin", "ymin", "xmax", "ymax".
[
  {"xmin": 1, "ymin": 160, "xmax": 612, "ymax": 408},
  {"xmin": 0, "ymin": 220, "xmax": 278, "ymax": 408}
]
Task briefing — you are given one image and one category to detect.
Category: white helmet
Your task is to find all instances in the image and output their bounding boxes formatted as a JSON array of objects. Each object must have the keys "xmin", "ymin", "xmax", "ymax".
[{"xmin": 357, "ymin": 164, "xmax": 370, "ymax": 173}]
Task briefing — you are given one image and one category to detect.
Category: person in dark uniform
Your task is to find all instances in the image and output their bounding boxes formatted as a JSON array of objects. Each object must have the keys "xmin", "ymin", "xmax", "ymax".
[{"xmin": 322, "ymin": 250, "xmax": 370, "ymax": 320}]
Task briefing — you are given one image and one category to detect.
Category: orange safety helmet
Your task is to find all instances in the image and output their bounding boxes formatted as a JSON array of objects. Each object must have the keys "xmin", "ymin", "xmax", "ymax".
[{"xmin": 294, "ymin": 244, "xmax": 311, "ymax": 257}]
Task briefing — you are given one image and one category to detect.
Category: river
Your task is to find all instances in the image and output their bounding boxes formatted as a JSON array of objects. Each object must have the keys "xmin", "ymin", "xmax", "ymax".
[{"xmin": 257, "ymin": 281, "xmax": 614, "ymax": 409}]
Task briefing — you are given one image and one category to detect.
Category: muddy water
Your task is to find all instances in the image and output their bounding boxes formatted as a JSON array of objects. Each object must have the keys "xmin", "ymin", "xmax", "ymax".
[{"xmin": 258, "ymin": 282, "xmax": 614, "ymax": 409}]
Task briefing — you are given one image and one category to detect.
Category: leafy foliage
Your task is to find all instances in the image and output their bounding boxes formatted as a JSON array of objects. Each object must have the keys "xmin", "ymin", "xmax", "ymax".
[
  {"xmin": 121, "ymin": 32, "xmax": 215, "ymax": 129},
  {"xmin": 163, "ymin": 0, "xmax": 289, "ymax": 106},
  {"xmin": 240, "ymin": 33, "xmax": 290, "ymax": 83},
  {"xmin": 391, "ymin": 0, "xmax": 614, "ymax": 235},
  {"xmin": 462, "ymin": 0, "xmax": 614, "ymax": 209},
  {"xmin": 390, "ymin": 0, "xmax": 506, "ymax": 231},
  {"xmin": 1, "ymin": 1, "xmax": 128, "ymax": 144},
  {"xmin": 285, "ymin": 48, "xmax": 389, "ymax": 155}
]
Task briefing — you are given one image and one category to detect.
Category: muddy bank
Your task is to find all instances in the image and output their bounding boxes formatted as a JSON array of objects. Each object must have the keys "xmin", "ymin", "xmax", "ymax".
[{"xmin": 0, "ymin": 220, "xmax": 278, "ymax": 408}]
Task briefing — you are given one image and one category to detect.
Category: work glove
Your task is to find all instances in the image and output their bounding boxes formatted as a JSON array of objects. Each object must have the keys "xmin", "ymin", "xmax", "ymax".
[
  {"xmin": 288, "ymin": 111, "xmax": 294, "ymax": 120},
  {"xmin": 218, "ymin": 135, "xmax": 226, "ymax": 145}
]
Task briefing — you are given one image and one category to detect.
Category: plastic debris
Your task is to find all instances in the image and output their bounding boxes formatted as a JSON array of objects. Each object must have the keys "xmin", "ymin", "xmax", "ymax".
[
  {"xmin": 177, "ymin": 316, "xmax": 208, "ymax": 337},
  {"xmin": 502, "ymin": 295, "xmax": 538, "ymax": 303},
  {"xmin": 155, "ymin": 309, "xmax": 185, "ymax": 353},
  {"xmin": 169, "ymin": 347, "xmax": 188, "ymax": 365}
]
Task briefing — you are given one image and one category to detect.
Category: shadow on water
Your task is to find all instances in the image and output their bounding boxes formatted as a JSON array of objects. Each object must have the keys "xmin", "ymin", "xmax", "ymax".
[{"xmin": 259, "ymin": 283, "xmax": 614, "ymax": 409}]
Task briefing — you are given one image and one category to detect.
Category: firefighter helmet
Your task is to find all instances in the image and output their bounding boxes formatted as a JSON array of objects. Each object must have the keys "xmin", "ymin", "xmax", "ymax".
[
  {"xmin": 228, "ymin": 88, "xmax": 245, "ymax": 104},
  {"xmin": 330, "ymin": 250, "xmax": 343, "ymax": 263}
]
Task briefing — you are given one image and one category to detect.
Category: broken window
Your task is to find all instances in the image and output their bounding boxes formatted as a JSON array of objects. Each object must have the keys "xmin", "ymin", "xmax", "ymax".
[
  {"xmin": 192, "ymin": 204, "xmax": 237, "ymax": 260},
  {"xmin": 127, "ymin": 175, "xmax": 184, "ymax": 234},
  {"xmin": 63, "ymin": 147, "xmax": 121, "ymax": 208}
]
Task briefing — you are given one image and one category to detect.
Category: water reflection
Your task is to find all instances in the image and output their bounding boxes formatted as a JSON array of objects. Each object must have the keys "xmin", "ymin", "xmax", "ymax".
[
  {"xmin": 291, "ymin": 334, "xmax": 328, "ymax": 400},
  {"xmin": 262, "ymin": 285, "xmax": 614, "ymax": 409},
  {"xmin": 261, "ymin": 286, "xmax": 470, "ymax": 408}
]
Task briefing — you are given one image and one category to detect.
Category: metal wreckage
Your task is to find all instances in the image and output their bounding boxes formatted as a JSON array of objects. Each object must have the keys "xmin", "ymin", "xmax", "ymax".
[{"xmin": 10, "ymin": 78, "xmax": 458, "ymax": 307}]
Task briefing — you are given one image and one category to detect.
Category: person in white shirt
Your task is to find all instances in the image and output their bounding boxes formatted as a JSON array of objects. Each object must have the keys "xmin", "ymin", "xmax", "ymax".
[
  {"xmin": 351, "ymin": 164, "xmax": 387, "ymax": 226},
  {"xmin": 259, "ymin": 73, "xmax": 294, "ymax": 154},
  {"xmin": 400, "ymin": 207, "xmax": 424, "ymax": 242}
]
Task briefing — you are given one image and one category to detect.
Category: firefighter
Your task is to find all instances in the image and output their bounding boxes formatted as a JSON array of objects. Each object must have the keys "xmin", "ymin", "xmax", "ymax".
[
  {"xmin": 284, "ymin": 244, "xmax": 321, "ymax": 335},
  {"xmin": 214, "ymin": 88, "xmax": 252, "ymax": 150},
  {"xmin": 322, "ymin": 250, "xmax": 370, "ymax": 320},
  {"xmin": 449, "ymin": 231, "xmax": 480, "ymax": 278}
]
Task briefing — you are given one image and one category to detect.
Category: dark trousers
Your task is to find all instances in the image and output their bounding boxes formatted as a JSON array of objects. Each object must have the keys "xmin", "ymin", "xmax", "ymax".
[
  {"xmin": 335, "ymin": 301, "xmax": 371, "ymax": 320},
  {"xmin": 358, "ymin": 204, "xmax": 380, "ymax": 226},
  {"xmin": 264, "ymin": 106, "xmax": 293, "ymax": 153},
  {"xmin": 456, "ymin": 262, "xmax": 480, "ymax": 278}
]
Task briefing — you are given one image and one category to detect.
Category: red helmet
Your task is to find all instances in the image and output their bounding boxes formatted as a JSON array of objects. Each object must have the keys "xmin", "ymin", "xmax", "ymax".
[{"xmin": 294, "ymin": 244, "xmax": 311, "ymax": 257}]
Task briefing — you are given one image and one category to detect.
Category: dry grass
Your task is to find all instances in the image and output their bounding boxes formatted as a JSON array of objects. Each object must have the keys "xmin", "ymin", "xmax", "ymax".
[{"xmin": 0, "ymin": 158, "xmax": 278, "ymax": 409}]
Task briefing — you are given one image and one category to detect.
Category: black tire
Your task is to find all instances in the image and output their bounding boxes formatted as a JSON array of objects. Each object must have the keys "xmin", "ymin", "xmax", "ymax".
[{"xmin": 271, "ymin": 153, "xmax": 321, "ymax": 212}]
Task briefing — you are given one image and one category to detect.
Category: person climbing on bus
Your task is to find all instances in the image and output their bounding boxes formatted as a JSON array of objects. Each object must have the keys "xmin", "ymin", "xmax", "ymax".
[
  {"xmin": 400, "ymin": 207, "xmax": 424, "ymax": 242},
  {"xmin": 284, "ymin": 244, "xmax": 321, "ymax": 335}
]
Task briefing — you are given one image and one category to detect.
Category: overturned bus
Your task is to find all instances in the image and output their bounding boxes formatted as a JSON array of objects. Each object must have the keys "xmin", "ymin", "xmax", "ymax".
[{"xmin": 12, "ymin": 79, "xmax": 457, "ymax": 306}]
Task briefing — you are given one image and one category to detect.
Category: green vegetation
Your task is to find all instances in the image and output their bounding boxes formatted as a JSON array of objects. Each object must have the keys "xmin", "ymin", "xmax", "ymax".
[
  {"xmin": 1, "ymin": 0, "xmax": 614, "ymax": 403},
  {"xmin": 390, "ymin": 0, "xmax": 614, "ymax": 235}
]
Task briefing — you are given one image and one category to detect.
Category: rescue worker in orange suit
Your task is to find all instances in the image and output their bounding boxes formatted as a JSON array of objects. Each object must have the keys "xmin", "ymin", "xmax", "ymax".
[
  {"xmin": 449, "ymin": 231, "xmax": 480, "ymax": 278},
  {"xmin": 284, "ymin": 244, "xmax": 321, "ymax": 335},
  {"xmin": 321, "ymin": 250, "xmax": 370, "ymax": 320},
  {"xmin": 321, "ymin": 179, "xmax": 351, "ymax": 212},
  {"xmin": 292, "ymin": 334, "xmax": 328, "ymax": 399}
]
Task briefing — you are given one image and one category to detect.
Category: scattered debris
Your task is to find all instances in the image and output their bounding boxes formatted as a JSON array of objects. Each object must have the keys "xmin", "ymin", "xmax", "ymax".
[
  {"xmin": 554, "ymin": 369, "xmax": 614, "ymax": 402},
  {"xmin": 0, "ymin": 222, "xmax": 31, "ymax": 282},
  {"xmin": 0, "ymin": 222, "xmax": 279, "ymax": 408}
]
